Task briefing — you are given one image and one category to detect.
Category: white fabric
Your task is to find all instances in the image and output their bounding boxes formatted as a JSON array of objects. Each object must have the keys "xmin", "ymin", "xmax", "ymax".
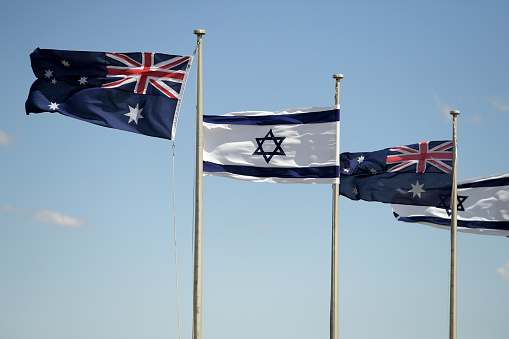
[{"xmin": 203, "ymin": 106, "xmax": 339, "ymax": 184}]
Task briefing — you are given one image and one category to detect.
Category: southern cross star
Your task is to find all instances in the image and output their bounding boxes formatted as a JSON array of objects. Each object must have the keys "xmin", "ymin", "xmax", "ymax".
[
  {"xmin": 408, "ymin": 180, "xmax": 425, "ymax": 198},
  {"xmin": 61, "ymin": 60, "xmax": 70, "ymax": 67},
  {"xmin": 44, "ymin": 69, "xmax": 53, "ymax": 78},
  {"xmin": 125, "ymin": 104, "xmax": 144, "ymax": 124},
  {"xmin": 78, "ymin": 76, "xmax": 88, "ymax": 85},
  {"xmin": 357, "ymin": 155, "xmax": 365, "ymax": 163},
  {"xmin": 352, "ymin": 187, "xmax": 359, "ymax": 196},
  {"xmin": 48, "ymin": 102, "xmax": 59, "ymax": 110},
  {"xmin": 252, "ymin": 129, "xmax": 286, "ymax": 163}
]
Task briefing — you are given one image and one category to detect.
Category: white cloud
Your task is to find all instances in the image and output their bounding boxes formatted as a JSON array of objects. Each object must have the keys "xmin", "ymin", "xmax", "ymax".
[
  {"xmin": 30, "ymin": 209, "xmax": 85, "ymax": 227},
  {"xmin": 489, "ymin": 96, "xmax": 509, "ymax": 112},
  {"xmin": 433, "ymin": 92, "xmax": 453, "ymax": 121},
  {"xmin": 0, "ymin": 205, "xmax": 86, "ymax": 227},
  {"xmin": 495, "ymin": 261, "xmax": 509, "ymax": 282},
  {"xmin": 0, "ymin": 128, "xmax": 13, "ymax": 146}
]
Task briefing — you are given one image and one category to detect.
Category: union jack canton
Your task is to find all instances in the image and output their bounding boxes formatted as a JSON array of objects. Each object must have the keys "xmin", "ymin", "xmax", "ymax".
[
  {"xmin": 26, "ymin": 48, "xmax": 193, "ymax": 140},
  {"xmin": 339, "ymin": 141, "xmax": 453, "ymax": 206},
  {"xmin": 387, "ymin": 141, "xmax": 453, "ymax": 173}
]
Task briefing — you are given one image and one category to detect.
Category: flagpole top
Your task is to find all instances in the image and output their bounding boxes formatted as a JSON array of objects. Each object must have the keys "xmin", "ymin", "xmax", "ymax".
[
  {"xmin": 333, "ymin": 74, "xmax": 344, "ymax": 80},
  {"xmin": 450, "ymin": 110, "xmax": 460, "ymax": 116},
  {"xmin": 194, "ymin": 29, "xmax": 206, "ymax": 36}
]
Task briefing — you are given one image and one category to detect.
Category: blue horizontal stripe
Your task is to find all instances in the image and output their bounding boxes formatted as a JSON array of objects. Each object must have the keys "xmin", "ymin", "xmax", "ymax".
[
  {"xmin": 458, "ymin": 176, "xmax": 509, "ymax": 189},
  {"xmin": 394, "ymin": 214, "xmax": 509, "ymax": 230},
  {"xmin": 203, "ymin": 108, "xmax": 339, "ymax": 126},
  {"xmin": 204, "ymin": 162, "xmax": 339, "ymax": 179}
]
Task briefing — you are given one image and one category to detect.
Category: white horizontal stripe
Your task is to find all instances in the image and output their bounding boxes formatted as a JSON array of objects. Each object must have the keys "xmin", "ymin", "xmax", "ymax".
[{"xmin": 203, "ymin": 121, "xmax": 339, "ymax": 168}]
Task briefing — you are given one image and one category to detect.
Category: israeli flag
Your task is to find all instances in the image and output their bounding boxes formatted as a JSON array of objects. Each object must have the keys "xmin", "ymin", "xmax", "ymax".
[
  {"xmin": 203, "ymin": 106, "xmax": 339, "ymax": 184},
  {"xmin": 392, "ymin": 172, "xmax": 509, "ymax": 236}
]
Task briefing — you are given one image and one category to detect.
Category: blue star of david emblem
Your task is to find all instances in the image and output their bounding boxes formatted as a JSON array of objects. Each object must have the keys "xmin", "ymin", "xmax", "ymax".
[
  {"xmin": 436, "ymin": 195, "xmax": 468, "ymax": 216},
  {"xmin": 252, "ymin": 129, "xmax": 286, "ymax": 163}
]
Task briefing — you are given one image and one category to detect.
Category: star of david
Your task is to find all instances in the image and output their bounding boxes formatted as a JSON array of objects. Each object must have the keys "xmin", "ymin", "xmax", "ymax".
[
  {"xmin": 457, "ymin": 196, "xmax": 468, "ymax": 211},
  {"xmin": 252, "ymin": 129, "xmax": 286, "ymax": 163},
  {"xmin": 436, "ymin": 195, "xmax": 468, "ymax": 216}
]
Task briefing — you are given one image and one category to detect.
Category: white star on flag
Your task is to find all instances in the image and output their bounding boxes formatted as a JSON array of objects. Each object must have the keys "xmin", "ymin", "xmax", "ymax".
[
  {"xmin": 48, "ymin": 102, "xmax": 59, "ymax": 110},
  {"xmin": 78, "ymin": 77, "xmax": 88, "ymax": 85},
  {"xmin": 408, "ymin": 180, "xmax": 426, "ymax": 198},
  {"xmin": 44, "ymin": 69, "xmax": 53, "ymax": 78},
  {"xmin": 357, "ymin": 155, "xmax": 365, "ymax": 163},
  {"xmin": 61, "ymin": 60, "xmax": 70, "ymax": 67},
  {"xmin": 125, "ymin": 104, "xmax": 144, "ymax": 124}
]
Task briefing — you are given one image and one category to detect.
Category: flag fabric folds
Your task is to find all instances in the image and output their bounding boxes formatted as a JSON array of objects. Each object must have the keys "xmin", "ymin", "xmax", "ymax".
[
  {"xmin": 339, "ymin": 141, "xmax": 453, "ymax": 206},
  {"xmin": 26, "ymin": 48, "xmax": 193, "ymax": 140},
  {"xmin": 392, "ymin": 172, "xmax": 509, "ymax": 236},
  {"xmin": 203, "ymin": 106, "xmax": 340, "ymax": 184}
]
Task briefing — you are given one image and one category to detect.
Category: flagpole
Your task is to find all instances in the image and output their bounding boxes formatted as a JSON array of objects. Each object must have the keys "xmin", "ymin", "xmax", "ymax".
[
  {"xmin": 449, "ymin": 109, "xmax": 460, "ymax": 339},
  {"xmin": 193, "ymin": 28, "xmax": 206, "ymax": 339},
  {"xmin": 331, "ymin": 73, "xmax": 343, "ymax": 339}
]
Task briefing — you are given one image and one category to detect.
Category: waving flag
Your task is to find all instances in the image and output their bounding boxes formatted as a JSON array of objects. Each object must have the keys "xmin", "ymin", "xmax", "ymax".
[
  {"xmin": 203, "ymin": 106, "xmax": 340, "ymax": 184},
  {"xmin": 392, "ymin": 172, "xmax": 509, "ymax": 236},
  {"xmin": 26, "ymin": 48, "xmax": 193, "ymax": 140},
  {"xmin": 339, "ymin": 141, "xmax": 453, "ymax": 206}
]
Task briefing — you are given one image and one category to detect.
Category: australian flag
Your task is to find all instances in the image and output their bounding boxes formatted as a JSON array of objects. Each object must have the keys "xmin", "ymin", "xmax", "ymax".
[
  {"xmin": 25, "ymin": 48, "xmax": 193, "ymax": 140},
  {"xmin": 339, "ymin": 141, "xmax": 453, "ymax": 207}
]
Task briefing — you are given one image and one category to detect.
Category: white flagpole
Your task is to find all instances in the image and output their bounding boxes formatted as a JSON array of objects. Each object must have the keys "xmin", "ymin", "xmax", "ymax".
[
  {"xmin": 449, "ymin": 110, "xmax": 460, "ymax": 339},
  {"xmin": 331, "ymin": 74, "xmax": 343, "ymax": 339},
  {"xmin": 193, "ymin": 29, "xmax": 206, "ymax": 339}
]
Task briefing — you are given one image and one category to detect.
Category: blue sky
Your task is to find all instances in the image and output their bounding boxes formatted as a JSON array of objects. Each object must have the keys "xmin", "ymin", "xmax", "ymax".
[{"xmin": 2, "ymin": 1, "xmax": 509, "ymax": 339}]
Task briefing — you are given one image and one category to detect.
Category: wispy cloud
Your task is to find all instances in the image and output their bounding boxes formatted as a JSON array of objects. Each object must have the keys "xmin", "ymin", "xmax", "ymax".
[
  {"xmin": 489, "ymin": 96, "xmax": 509, "ymax": 112},
  {"xmin": 0, "ymin": 205, "xmax": 87, "ymax": 227},
  {"xmin": 254, "ymin": 222, "xmax": 274, "ymax": 237},
  {"xmin": 496, "ymin": 261, "xmax": 509, "ymax": 282},
  {"xmin": 434, "ymin": 93, "xmax": 484, "ymax": 123},
  {"xmin": 469, "ymin": 114, "xmax": 482, "ymax": 123},
  {"xmin": 433, "ymin": 92, "xmax": 453, "ymax": 121},
  {"xmin": 0, "ymin": 128, "xmax": 14, "ymax": 146},
  {"xmin": 0, "ymin": 205, "xmax": 15, "ymax": 212}
]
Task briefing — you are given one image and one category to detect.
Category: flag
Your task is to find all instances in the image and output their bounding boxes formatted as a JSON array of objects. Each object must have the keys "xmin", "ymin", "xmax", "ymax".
[
  {"xmin": 203, "ymin": 106, "xmax": 340, "ymax": 184},
  {"xmin": 339, "ymin": 141, "xmax": 453, "ymax": 206},
  {"xmin": 392, "ymin": 172, "xmax": 509, "ymax": 236},
  {"xmin": 25, "ymin": 48, "xmax": 193, "ymax": 140}
]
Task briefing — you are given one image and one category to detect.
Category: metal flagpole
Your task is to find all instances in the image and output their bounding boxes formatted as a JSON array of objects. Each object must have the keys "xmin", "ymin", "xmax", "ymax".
[
  {"xmin": 331, "ymin": 74, "xmax": 343, "ymax": 339},
  {"xmin": 449, "ymin": 110, "xmax": 460, "ymax": 339},
  {"xmin": 193, "ymin": 28, "xmax": 206, "ymax": 339}
]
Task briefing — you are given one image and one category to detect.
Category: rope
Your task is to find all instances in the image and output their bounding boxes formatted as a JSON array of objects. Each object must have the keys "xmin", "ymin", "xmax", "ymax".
[
  {"xmin": 172, "ymin": 141, "xmax": 182, "ymax": 339},
  {"xmin": 191, "ymin": 109, "xmax": 196, "ymax": 329},
  {"xmin": 191, "ymin": 43, "xmax": 198, "ymax": 267},
  {"xmin": 190, "ymin": 42, "xmax": 198, "ymax": 331}
]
